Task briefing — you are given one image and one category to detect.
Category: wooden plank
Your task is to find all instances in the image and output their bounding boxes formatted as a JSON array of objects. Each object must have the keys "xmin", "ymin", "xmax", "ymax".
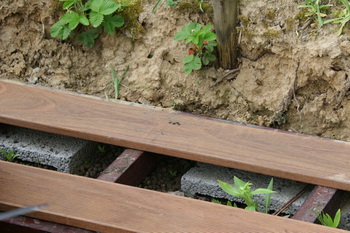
[
  {"xmin": 0, "ymin": 161, "xmax": 347, "ymax": 233},
  {"xmin": 1, "ymin": 215, "xmax": 95, "ymax": 233},
  {"xmin": 0, "ymin": 80, "xmax": 350, "ymax": 191}
]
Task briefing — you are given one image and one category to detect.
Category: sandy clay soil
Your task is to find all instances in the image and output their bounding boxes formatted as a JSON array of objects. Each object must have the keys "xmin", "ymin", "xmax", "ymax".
[{"xmin": 1, "ymin": 0, "xmax": 350, "ymax": 141}]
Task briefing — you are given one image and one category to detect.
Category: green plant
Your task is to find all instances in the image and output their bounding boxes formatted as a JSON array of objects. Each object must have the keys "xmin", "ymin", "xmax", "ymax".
[
  {"xmin": 153, "ymin": 0, "xmax": 177, "ymax": 12},
  {"xmin": 168, "ymin": 169, "xmax": 178, "ymax": 177},
  {"xmin": 51, "ymin": 0, "xmax": 125, "ymax": 47},
  {"xmin": 324, "ymin": 0, "xmax": 350, "ymax": 35},
  {"xmin": 174, "ymin": 22, "xmax": 217, "ymax": 74},
  {"xmin": 212, "ymin": 199, "xmax": 234, "ymax": 207},
  {"xmin": 318, "ymin": 209, "xmax": 341, "ymax": 228},
  {"xmin": 110, "ymin": 65, "xmax": 128, "ymax": 99},
  {"xmin": 299, "ymin": 0, "xmax": 333, "ymax": 26},
  {"xmin": 217, "ymin": 176, "xmax": 275, "ymax": 212},
  {"xmin": 97, "ymin": 145, "xmax": 106, "ymax": 153},
  {"xmin": 0, "ymin": 149, "xmax": 20, "ymax": 162}
]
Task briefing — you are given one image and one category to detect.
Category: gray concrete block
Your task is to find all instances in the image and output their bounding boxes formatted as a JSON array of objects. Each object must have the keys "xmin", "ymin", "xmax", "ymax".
[
  {"xmin": 181, "ymin": 162, "xmax": 313, "ymax": 215},
  {"xmin": 0, "ymin": 124, "xmax": 96, "ymax": 173}
]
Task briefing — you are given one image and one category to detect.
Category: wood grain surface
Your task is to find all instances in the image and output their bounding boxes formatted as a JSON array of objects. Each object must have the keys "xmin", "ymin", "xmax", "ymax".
[
  {"xmin": 0, "ymin": 161, "xmax": 347, "ymax": 233},
  {"xmin": 1, "ymin": 80, "xmax": 350, "ymax": 191}
]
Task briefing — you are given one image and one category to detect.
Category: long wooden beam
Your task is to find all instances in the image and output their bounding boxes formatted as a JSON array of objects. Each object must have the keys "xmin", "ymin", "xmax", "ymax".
[
  {"xmin": 1, "ymin": 80, "xmax": 350, "ymax": 191},
  {"xmin": 0, "ymin": 161, "xmax": 347, "ymax": 232}
]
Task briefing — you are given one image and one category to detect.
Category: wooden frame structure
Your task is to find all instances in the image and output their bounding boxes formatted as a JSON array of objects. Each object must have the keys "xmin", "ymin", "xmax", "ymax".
[{"xmin": 0, "ymin": 80, "xmax": 349, "ymax": 232}]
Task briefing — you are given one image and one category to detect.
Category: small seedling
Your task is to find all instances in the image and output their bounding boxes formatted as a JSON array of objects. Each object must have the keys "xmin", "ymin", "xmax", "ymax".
[
  {"xmin": 97, "ymin": 145, "xmax": 106, "ymax": 153},
  {"xmin": 168, "ymin": 169, "xmax": 178, "ymax": 177},
  {"xmin": 51, "ymin": 0, "xmax": 125, "ymax": 47},
  {"xmin": 318, "ymin": 209, "xmax": 341, "ymax": 228},
  {"xmin": 110, "ymin": 65, "xmax": 128, "ymax": 99},
  {"xmin": 0, "ymin": 149, "xmax": 20, "ymax": 162},
  {"xmin": 217, "ymin": 176, "xmax": 275, "ymax": 212},
  {"xmin": 174, "ymin": 22, "xmax": 217, "ymax": 74},
  {"xmin": 212, "ymin": 199, "xmax": 234, "ymax": 207}
]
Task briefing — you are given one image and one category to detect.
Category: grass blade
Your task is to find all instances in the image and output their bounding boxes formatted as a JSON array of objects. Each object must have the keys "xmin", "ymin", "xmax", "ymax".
[{"xmin": 264, "ymin": 178, "xmax": 274, "ymax": 213}]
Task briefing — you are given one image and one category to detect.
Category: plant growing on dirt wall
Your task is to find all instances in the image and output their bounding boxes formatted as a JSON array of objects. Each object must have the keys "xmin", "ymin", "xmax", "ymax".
[
  {"xmin": 174, "ymin": 22, "xmax": 217, "ymax": 74},
  {"xmin": 51, "ymin": 0, "xmax": 125, "ymax": 47}
]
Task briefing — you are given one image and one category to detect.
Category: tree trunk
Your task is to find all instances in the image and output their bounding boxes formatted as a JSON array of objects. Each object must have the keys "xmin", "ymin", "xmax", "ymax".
[{"xmin": 213, "ymin": 0, "xmax": 239, "ymax": 69}]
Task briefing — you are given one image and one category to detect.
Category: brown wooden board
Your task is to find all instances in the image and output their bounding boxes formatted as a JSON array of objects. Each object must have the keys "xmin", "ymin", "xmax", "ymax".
[
  {"xmin": 0, "ymin": 161, "xmax": 347, "ymax": 233},
  {"xmin": 1, "ymin": 80, "xmax": 350, "ymax": 191}
]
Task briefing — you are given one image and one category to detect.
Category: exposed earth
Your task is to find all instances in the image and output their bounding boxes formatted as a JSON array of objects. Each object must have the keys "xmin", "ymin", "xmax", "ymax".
[{"xmin": 1, "ymin": 0, "xmax": 350, "ymax": 141}]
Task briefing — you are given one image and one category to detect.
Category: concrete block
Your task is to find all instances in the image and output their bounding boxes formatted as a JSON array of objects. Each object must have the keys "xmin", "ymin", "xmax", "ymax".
[
  {"xmin": 0, "ymin": 124, "xmax": 96, "ymax": 173},
  {"xmin": 181, "ymin": 162, "xmax": 313, "ymax": 215}
]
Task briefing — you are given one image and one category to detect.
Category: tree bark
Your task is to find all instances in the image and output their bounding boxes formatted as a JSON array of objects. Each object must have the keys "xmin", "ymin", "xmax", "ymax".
[{"xmin": 213, "ymin": 0, "xmax": 239, "ymax": 69}]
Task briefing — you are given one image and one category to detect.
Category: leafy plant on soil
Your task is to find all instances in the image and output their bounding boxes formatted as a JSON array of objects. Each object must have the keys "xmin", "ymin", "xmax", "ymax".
[
  {"xmin": 174, "ymin": 22, "xmax": 217, "ymax": 74},
  {"xmin": 51, "ymin": 0, "xmax": 125, "ymax": 47},
  {"xmin": 0, "ymin": 149, "xmax": 20, "ymax": 162},
  {"xmin": 217, "ymin": 176, "xmax": 275, "ymax": 213},
  {"xmin": 317, "ymin": 209, "xmax": 341, "ymax": 228}
]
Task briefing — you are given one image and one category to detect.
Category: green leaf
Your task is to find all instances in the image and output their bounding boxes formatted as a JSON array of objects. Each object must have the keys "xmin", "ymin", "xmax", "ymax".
[
  {"xmin": 103, "ymin": 14, "xmax": 124, "ymax": 34},
  {"xmin": 90, "ymin": 11, "xmax": 104, "ymax": 27},
  {"xmin": 81, "ymin": 0, "xmax": 92, "ymax": 11},
  {"xmin": 76, "ymin": 29, "xmax": 100, "ymax": 47},
  {"xmin": 245, "ymin": 206, "xmax": 257, "ymax": 211},
  {"xmin": 333, "ymin": 209, "xmax": 341, "ymax": 228},
  {"xmin": 202, "ymin": 52, "xmax": 216, "ymax": 65},
  {"xmin": 201, "ymin": 23, "xmax": 212, "ymax": 32},
  {"xmin": 203, "ymin": 31, "xmax": 216, "ymax": 42},
  {"xmin": 50, "ymin": 19, "xmax": 71, "ymax": 40},
  {"xmin": 60, "ymin": 0, "xmax": 76, "ymax": 10},
  {"xmin": 192, "ymin": 36, "xmax": 200, "ymax": 46},
  {"xmin": 204, "ymin": 41, "xmax": 217, "ymax": 52},
  {"xmin": 217, "ymin": 180, "xmax": 240, "ymax": 196},
  {"xmin": 234, "ymin": 176, "xmax": 249, "ymax": 190},
  {"xmin": 183, "ymin": 55, "xmax": 201, "ymax": 74},
  {"xmin": 318, "ymin": 213, "xmax": 333, "ymax": 227},
  {"xmin": 79, "ymin": 15, "xmax": 90, "ymax": 26},
  {"xmin": 90, "ymin": 0, "xmax": 121, "ymax": 15},
  {"xmin": 183, "ymin": 54, "xmax": 194, "ymax": 64},
  {"xmin": 264, "ymin": 178, "xmax": 274, "ymax": 214},
  {"xmin": 174, "ymin": 22, "xmax": 201, "ymax": 41},
  {"xmin": 166, "ymin": 0, "xmax": 177, "ymax": 7},
  {"xmin": 250, "ymin": 188, "xmax": 276, "ymax": 195},
  {"xmin": 152, "ymin": 0, "xmax": 163, "ymax": 12},
  {"xmin": 212, "ymin": 199, "xmax": 221, "ymax": 204},
  {"xmin": 62, "ymin": 11, "xmax": 80, "ymax": 30}
]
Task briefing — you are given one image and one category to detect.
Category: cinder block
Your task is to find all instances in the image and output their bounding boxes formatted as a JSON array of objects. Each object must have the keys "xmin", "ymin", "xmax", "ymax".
[
  {"xmin": 0, "ymin": 124, "xmax": 96, "ymax": 173},
  {"xmin": 181, "ymin": 163, "xmax": 313, "ymax": 215}
]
